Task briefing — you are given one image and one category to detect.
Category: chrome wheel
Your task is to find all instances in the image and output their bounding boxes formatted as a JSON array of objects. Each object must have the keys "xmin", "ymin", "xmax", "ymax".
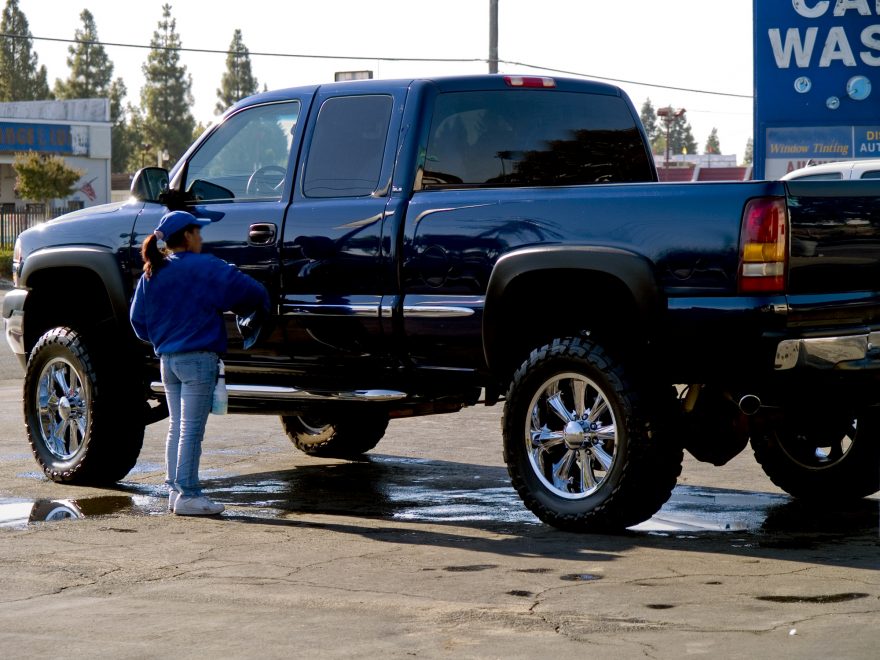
[
  {"xmin": 751, "ymin": 409, "xmax": 879, "ymax": 501},
  {"xmin": 281, "ymin": 411, "xmax": 389, "ymax": 458},
  {"xmin": 503, "ymin": 337, "xmax": 681, "ymax": 532},
  {"xmin": 24, "ymin": 326, "xmax": 145, "ymax": 484},
  {"xmin": 778, "ymin": 419, "xmax": 856, "ymax": 468},
  {"xmin": 35, "ymin": 357, "xmax": 90, "ymax": 461},
  {"xmin": 525, "ymin": 372, "xmax": 617, "ymax": 499}
]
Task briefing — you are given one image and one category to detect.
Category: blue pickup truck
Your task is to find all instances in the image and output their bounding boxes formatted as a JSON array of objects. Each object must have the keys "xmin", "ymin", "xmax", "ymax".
[{"xmin": 4, "ymin": 74, "xmax": 879, "ymax": 531}]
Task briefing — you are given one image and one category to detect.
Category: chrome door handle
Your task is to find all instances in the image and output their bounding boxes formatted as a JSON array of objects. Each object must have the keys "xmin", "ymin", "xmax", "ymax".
[{"xmin": 248, "ymin": 223, "xmax": 276, "ymax": 245}]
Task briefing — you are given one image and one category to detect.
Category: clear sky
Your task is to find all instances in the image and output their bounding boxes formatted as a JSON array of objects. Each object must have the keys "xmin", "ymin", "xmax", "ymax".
[{"xmin": 16, "ymin": 0, "xmax": 755, "ymax": 160}]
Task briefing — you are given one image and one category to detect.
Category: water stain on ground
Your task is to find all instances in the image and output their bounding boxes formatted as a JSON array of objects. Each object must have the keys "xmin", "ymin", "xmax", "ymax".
[
  {"xmin": 756, "ymin": 593, "xmax": 870, "ymax": 604},
  {"xmin": 560, "ymin": 573, "xmax": 602, "ymax": 582},
  {"xmin": 0, "ymin": 454, "xmax": 877, "ymax": 550}
]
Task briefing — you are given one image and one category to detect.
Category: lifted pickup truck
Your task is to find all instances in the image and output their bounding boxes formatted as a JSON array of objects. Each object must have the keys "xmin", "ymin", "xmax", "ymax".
[{"xmin": 5, "ymin": 74, "xmax": 879, "ymax": 531}]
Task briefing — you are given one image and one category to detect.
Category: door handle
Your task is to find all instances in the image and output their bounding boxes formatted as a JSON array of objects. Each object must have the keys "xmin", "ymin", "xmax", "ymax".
[{"xmin": 248, "ymin": 223, "xmax": 276, "ymax": 245}]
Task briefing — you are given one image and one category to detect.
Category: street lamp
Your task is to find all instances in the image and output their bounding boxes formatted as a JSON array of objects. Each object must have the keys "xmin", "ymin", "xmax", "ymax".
[{"xmin": 656, "ymin": 107, "xmax": 686, "ymax": 169}]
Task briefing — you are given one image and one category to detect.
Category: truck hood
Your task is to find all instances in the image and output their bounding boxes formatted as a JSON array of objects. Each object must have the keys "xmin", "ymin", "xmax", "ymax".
[
  {"xmin": 17, "ymin": 198, "xmax": 146, "ymax": 256},
  {"xmin": 47, "ymin": 199, "xmax": 143, "ymax": 224}
]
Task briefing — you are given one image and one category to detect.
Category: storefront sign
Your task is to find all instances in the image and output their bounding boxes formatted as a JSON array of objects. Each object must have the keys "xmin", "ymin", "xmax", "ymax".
[{"xmin": 0, "ymin": 122, "xmax": 83, "ymax": 154}]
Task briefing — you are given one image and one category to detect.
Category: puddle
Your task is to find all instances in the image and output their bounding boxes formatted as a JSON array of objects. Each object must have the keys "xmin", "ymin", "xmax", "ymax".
[
  {"xmin": 560, "ymin": 573, "xmax": 602, "ymax": 582},
  {"xmin": 1, "ymin": 454, "xmax": 877, "ymax": 541},
  {"xmin": 0, "ymin": 495, "xmax": 154, "ymax": 529},
  {"xmin": 630, "ymin": 488, "xmax": 792, "ymax": 533}
]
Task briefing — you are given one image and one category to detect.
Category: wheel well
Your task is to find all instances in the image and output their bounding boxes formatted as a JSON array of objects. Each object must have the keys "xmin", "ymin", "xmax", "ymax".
[
  {"xmin": 23, "ymin": 267, "xmax": 121, "ymax": 355},
  {"xmin": 488, "ymin": 269, "xmax": 643, "ymax": 379}
]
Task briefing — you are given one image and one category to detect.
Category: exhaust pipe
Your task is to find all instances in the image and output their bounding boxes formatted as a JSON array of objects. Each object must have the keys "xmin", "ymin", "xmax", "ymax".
[{"xmin": 737, "ymin": 394, "xmax": 762, "ymax": 416}]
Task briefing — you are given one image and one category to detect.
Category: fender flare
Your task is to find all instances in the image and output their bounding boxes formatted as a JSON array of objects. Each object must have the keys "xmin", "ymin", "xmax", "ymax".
[
  {"xmin": 482, "ymin": 245, "xmax": 662, "ymax": 373},
  {"xmin": 20, "ymin": 246, "xmax": 130, "ymax": 328}
]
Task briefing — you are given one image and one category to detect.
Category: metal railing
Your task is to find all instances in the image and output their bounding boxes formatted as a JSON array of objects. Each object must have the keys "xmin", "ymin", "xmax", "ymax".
[{"xmin": 0, "ymin": 205, "xmax": 77, "ymax": 248}]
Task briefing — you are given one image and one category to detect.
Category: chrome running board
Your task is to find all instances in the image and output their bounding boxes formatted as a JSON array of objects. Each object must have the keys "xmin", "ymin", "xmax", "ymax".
[{"xmin": 150, "ymin": 382, "xmax": 407, "ymax": 402}]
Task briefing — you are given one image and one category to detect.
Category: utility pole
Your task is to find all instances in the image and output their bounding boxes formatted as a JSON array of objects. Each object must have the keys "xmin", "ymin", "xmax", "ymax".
[
  {"xmin": 657, "ymin": 106, "xmax": 686, "ymax": 169},
  {"xmin": 489, "ymin": 0, "xmax": 498, "ymax": 74}
]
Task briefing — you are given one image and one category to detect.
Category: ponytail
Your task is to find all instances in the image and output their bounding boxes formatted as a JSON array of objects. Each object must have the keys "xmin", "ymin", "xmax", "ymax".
[{"xmin": 141, "ymin": 233, "xmax": 167, "ymax": 278}]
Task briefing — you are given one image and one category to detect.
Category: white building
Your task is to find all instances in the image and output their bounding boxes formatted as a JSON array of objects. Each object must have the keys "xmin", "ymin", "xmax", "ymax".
[{"xmin": 0, "ymin": 98, "xmax": 111, "ymax": 213}]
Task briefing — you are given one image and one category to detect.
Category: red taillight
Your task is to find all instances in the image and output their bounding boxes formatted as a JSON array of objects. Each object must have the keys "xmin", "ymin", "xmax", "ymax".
[
  {"xmin": 738, "ymin": 197, "xmax": 788, "ymax": 294},
  {"xmin": 503, "ymin": 75, "xmax": 556, "ymax": 88}
]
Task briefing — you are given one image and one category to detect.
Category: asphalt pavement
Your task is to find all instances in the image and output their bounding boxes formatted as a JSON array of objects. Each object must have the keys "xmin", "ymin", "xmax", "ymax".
[{"xmin": 0, "ymin": 286, "xmax": 877, "ymax": 659}]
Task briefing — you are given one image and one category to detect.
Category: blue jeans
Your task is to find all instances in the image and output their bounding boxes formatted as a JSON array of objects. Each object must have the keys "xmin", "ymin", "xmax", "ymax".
[{"xmin": 160, "ymin": 351, "xmax": 218, "ymax": 497}]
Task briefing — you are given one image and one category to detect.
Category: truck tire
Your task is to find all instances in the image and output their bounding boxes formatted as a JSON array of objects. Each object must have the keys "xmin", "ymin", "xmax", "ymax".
[
  {"xmin": 750, "ymin": 410, "xmax": 880, "ymax": 501},
  {"xmin": 502, "ymin": 337, "xmax": 681, "ymax": 532},
  {"xmin": 23, "ymin": 327, "xmax": 145, "ymax": 484},
  {"xmin": 280, "ymin": 411, "xmax": 389, "ymax": 458}
]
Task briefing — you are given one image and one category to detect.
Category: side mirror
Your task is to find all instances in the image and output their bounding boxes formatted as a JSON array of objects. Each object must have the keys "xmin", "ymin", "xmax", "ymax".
[{"xmin": 130, "ymin": 167, "xmax": 170, "ymax": 202}]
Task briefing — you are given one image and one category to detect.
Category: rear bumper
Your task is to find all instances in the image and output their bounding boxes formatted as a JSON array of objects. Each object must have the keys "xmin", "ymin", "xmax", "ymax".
[{"xmin": 775, "ymin": 331, "xmax": 880, "ymax": 370}]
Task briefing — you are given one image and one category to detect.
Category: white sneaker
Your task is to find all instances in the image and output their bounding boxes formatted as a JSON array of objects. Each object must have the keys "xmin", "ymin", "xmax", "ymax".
[
  {"xmin": 173, "ymin": 495, "xmax": 224, "ymax": 516},
  {"xmin": 168, "ymin": 491, "xmax": 179, "ymax": 512}
]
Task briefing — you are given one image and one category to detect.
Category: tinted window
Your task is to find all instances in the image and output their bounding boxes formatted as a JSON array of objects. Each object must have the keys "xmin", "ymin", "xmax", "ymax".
[
  {"xmin": 790, "ymin": 172, "xmax": 843, "ymax": 181},
  {"xmin": 185, "ymin": 101, "xmax": 299, "ymax": 201},
  {"xmin": 859, "ymin": 170, "xmax": 880, "ymax": 179},
  {"xmin": 303, "ymin": 95, "xmax": 393, "ymax": 198},
  {"xmin": 422, "ymin": 90, "xmax": 652, "ymax": 189}
]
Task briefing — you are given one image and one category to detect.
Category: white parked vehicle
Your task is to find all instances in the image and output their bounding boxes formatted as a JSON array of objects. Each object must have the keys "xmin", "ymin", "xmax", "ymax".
[{"xmin": 781, "ymin": 158, "xmax": 880, "ymax": 181}]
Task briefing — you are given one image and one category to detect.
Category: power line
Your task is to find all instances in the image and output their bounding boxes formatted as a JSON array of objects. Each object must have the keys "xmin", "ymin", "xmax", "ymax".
[
  {"xmin": 1, "ymin": 32, "xmax": 754, "ymax": 100},
  {"xmin": 497, "ymin": 59, "xmax": 753, "ymax": 99},
  {"xmin": 3, "ymin": 33, "xmax": 483, "ymax": 64}
]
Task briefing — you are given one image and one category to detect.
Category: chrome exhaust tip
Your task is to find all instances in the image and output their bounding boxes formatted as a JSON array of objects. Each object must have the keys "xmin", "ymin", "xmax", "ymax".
[{"xmin": 738, "ymin": 394, "xmax": 762, "ymax": 416}]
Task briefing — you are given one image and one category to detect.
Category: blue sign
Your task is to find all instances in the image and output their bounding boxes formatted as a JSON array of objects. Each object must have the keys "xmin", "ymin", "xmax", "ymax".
[
  {"xmin": 854, "ymin": 124, "xmax": 880, "ymax": 155},
  {"xmin": 754, "ymin": 1, "xmax": 880, "ymax": 178},
  {"xmin": 0, "ymin": 122, "xmax": 73, "ymax": 154}
]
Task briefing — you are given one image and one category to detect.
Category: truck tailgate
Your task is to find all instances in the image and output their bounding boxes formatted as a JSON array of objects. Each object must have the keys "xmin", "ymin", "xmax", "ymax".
[{"xmin": 785, "ymin": 180, "xmax": 880, "ymax": 330}]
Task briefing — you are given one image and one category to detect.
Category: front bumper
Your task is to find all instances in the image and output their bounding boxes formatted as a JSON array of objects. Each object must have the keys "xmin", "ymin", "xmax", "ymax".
[
  {"xmin": 2, "ymin": 287, "xmax": 28, "ymax": 369},
  {"xmin": 775, "ymin": 331, "xmax": 880, "ymax": 370}
]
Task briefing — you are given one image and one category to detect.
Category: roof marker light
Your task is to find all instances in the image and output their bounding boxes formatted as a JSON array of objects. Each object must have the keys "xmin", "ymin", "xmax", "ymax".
[{"xmin": 504, "ymin": 76, "xmax": 556, "ymax": 88}]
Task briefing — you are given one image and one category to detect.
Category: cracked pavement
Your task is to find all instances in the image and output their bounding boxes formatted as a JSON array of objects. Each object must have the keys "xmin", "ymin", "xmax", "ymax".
[{"xmin": 0, "ymin": 369, "xmax": 877, "ymax": 658}]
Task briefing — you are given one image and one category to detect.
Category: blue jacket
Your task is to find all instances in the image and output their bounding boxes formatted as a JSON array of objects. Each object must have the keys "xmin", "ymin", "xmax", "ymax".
[{"xmin": 130, "ymin": 252, "xmax": 270, "ymax": 355}]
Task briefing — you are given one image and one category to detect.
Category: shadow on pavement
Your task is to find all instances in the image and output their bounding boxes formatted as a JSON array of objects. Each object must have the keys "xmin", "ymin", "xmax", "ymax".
[{"xmin": 5, "ymin": 453, "xmax": 877, "ymax": 569}]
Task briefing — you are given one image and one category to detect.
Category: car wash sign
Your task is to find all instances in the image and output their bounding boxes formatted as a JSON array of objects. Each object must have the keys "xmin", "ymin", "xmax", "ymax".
[{"xmin": 754, "ymin": 1, "xmax": 880, "ymax": 178}]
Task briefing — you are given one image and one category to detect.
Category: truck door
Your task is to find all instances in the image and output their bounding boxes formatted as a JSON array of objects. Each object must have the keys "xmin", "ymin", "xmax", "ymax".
[
  {"xmin": 279, "ymin": 86, "xmax": 406, "ymax": 388},
  {"xmin": 132, "ymin": 98, "xmax": 308, "ymax": 365}
]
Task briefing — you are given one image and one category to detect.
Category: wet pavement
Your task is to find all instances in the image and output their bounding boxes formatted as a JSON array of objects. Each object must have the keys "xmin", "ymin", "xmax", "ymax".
[{"xmin": 3, "ymin": 452, "xmax": 877, "ymax": 555}]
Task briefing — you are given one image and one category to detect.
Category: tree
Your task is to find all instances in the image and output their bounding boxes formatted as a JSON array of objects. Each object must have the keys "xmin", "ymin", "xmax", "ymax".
[
  {"xmin": 0, "ymin": 0, "xmax": 51, "ymax": 101},
  {"xmin": 140, "ymin": 3, "xmax": 195, "ymax": 167},
  {"xmin": 659, "ymin": 106, "xmax": 697, "ymax": 157},
  {"xmin": 639, "ymin": 99, "xmax": 661, "ymax": 154},
  {"xmin": 704, "ymin": 128, "xmax": 721, "ymax": 155},
  {"xmin": 215, "ymin": 29, "xmax": 259, "ymax": 114},
  {"xmin": 13, "ymin": 151, "xmax": 84, "ymax": 209},
  {"xmin": 53, "ymin": 9, "xmax": 114, "ymax": 100},
  {"xmin": 53, "ymin": 10, "xmax": 134, "ymax": 173},
  {"xmin": 742, "ymin": 137, "xmax": 754, "ymax": 166},
  {"xmin": 109, "ymin": 78, "xmax": 139, "ymax": 173}
]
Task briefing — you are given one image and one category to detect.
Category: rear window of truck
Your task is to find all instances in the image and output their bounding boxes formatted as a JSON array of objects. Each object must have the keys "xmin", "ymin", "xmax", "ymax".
[{"xmin": 421, "ymin": 90, "xmax": 652, "ymax": 189}]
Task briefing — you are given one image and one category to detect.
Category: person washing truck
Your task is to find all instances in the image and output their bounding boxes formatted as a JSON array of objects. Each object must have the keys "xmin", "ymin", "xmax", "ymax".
[{"xmin": 130, "ymin": 210, "xmax": 269, "ymax": 516}]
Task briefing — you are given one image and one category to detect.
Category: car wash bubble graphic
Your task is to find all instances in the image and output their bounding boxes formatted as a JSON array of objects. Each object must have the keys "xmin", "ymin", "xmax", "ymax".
[
  {"xmin": 794, "ymin": 76, "xmax": 811, "ymax": 93},
  {"xmin": 846, "ymin": 75, "xmax": 871, "ymax": 101},
  {"xmin": 792, "ymin": 73, "xmax": 872, "ymax": 110}
]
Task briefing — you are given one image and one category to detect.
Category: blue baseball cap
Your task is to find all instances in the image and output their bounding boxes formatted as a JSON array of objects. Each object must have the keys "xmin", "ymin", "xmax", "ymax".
[{"xmin": 153, "ymin": 210, "xmax": 211, "ymax": 241}]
